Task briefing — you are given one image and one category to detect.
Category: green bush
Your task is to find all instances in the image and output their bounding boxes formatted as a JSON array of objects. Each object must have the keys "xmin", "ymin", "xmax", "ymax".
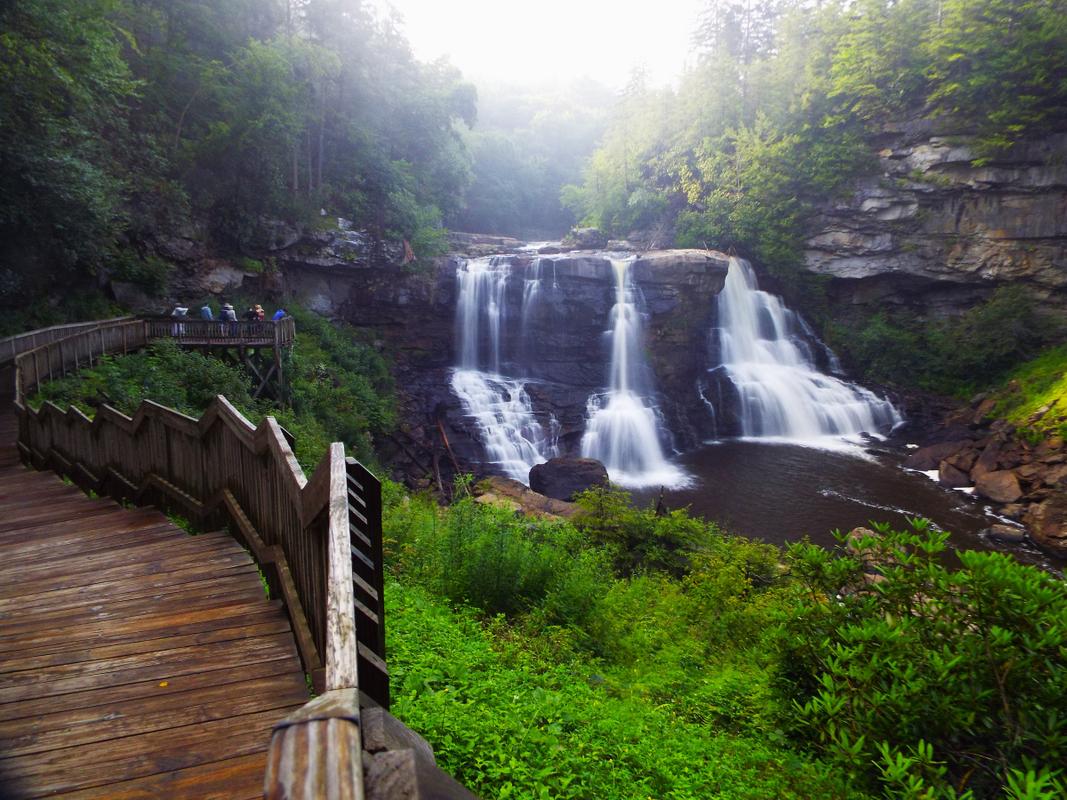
[
  {"xmin": 387, "ymin": 580, "xmax": 855, "ymax": 800},
  {"xmin": 832, "ymin": 287, "xmax": 1058, "ymax": 394},
  {"xmin": 35, "ymin": 339, "xmax": 254, "ymax": 416},
  {"xmin": 777, "ymin": 521, "xmax": 1067, "ymax": 798}
]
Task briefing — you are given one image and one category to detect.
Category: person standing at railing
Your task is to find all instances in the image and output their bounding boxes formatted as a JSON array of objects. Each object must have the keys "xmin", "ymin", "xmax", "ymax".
[
  {"xmin": 171, "ymin": 303, "xmax": 188, "ymax": 336},
  {"xmin": 222, "ymin": 303, "xmax": 238, "ymax": 336},
  {"xmin": 254, "ymin": 304, "xmax": 265, "ymax": 321},
  {"xmin": 272, "ymin": 308, "xmax": 287, "ymax": 322}
]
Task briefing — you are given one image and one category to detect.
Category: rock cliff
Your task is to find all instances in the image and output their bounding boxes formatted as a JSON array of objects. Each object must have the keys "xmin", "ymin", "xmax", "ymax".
[
  {"xmin": 277, "ymin": 247, "xmax": 729, "ymax": 485},
  {"xmin": 805, "ymin": 121, "xmax": 1067, "ymax": 315}
]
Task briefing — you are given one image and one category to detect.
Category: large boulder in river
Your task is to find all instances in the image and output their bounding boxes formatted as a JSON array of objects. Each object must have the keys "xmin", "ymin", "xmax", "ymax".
[
  {"xmin": 561, "ymin": 227, "xmax": 608, "ymax": 250},
  {"xmin": 904, "ymin": 440, "xmax": 972, "ymax": 471},
  {"xmin": 975, "ymin": 470, "xmax": 1023, "ymax": 503},
  {"xmin": 1023, "ymin": 497, "xmax": 1067, "ymax": 556},
  {"xmin": 529, "ymin": 457, "xmax": 609, "ymax": 501}
]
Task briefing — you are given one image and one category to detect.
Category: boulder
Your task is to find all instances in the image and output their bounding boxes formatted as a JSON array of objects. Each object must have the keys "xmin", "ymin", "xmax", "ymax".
[
  {"xmin": 529, "ymin": 457, "xmax": 609, "ymax": 501},
  {"xmin": 561, "ymin": 227, "xmax": 608, "ymax": 250},
  {"xmin": 971, "ymin": 439, "xmax": 1005, "ymax": 478},
  {"xmin": 975, "ymin": 470, "xmax": 1024, "ymax": 503},
  {"xmin": 982, "ymin": 523, "xmax": 1027, "ymax": 544},
  {"xmin": 904, "ymin": 440, "xmax": 971, "ymax": 471},
  {"xmin": 1023, "ymin": 497, "xmax": 1067, "ymax": 557},
  {"xmin": 938, "ymin": 461, "xmax": 971, "ymax": 488}
]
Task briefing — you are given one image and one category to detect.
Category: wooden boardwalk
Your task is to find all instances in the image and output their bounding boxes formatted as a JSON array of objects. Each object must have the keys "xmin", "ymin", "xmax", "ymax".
[{"xmin": 0, "ymin": 401, "xmax": 308, "ymax": 799}]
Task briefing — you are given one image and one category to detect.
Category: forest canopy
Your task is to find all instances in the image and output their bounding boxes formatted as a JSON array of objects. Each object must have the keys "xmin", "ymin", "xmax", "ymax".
[
  {"xmin": 564, "ymin": 0, "xmax": 1067, "ymax": 272},
  {"xmin": 0, "ymin": 0, "xmax": 477, "ymax": 306}
]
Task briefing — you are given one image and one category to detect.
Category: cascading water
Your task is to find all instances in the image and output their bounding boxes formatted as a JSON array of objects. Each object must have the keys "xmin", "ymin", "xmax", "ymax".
[
  {"xmin": 581, "ymin": 258, "xmax": 687, "ymax": 488},
  {"xmin": 712, "ymin": 257, "xmax": 901, "ymax": 444},
  {"xmin": 451, "ymin": 256, "xmax": 558, "ymax": 482}
]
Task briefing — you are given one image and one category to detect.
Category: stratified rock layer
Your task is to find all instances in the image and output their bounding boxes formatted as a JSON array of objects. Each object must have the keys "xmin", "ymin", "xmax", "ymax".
[{"xmin": 805, "ymin": 121, "xmax": 1067, "ymax": 315}]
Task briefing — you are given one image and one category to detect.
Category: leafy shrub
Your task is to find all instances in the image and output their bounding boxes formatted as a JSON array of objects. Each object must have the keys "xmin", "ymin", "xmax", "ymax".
[
  {"xmin": 573, "ymin": 486, "xmax": 717, "ymax": 577},
  {"xmin": 387, "ymin": 580, "xmax": 855, "ymax": 800},
  {"xmin": 833, "ymin": 287, "xmax": 1058, "ymax": 394},
  {"xmin": 35, "ymin": 339, "xmax": 254, "ymax": 415},
  {"xmin": 777, "ymin": 521, "xmax": 1067, "ymax": 798}
]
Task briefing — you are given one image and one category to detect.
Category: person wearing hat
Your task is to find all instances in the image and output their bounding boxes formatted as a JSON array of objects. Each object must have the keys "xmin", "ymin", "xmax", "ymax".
[{"xmin": 221, "ymin": 302, "xmax": 238, "ymax": 336}]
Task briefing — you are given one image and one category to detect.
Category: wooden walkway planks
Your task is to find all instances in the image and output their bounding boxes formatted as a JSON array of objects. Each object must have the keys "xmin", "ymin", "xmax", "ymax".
[{"xmin": 0, "ymin": 400, "xmax": 308, "ymax": 799}]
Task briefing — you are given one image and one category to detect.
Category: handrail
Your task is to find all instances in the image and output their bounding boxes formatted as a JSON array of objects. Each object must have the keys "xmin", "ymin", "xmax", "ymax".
[
  {"xmin": 0, "ymin": 317, "xmax": 133, "ymax": 367},
  {"xmin": 143, "ymin": 316, "xmax": 296, "ymax": 347},
  {"xmin": 6, "ymin": 316, "xmax": 450, "ymax": 799}
]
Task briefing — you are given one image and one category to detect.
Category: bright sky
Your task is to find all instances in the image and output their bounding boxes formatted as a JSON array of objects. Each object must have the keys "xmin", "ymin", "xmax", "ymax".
[{"xmin": 371, "ymin": 0, "xmax": 705, "ymax": 90}]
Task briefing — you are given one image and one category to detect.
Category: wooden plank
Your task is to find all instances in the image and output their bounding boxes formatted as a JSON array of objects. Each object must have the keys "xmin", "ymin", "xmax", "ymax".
[
  {"xmin": 53, "ymin": 752, "xmax": 267, "ymax": 800},
  {"xmin": 324, "ymin": 443, "xmax": 359, "ymax": 691},
  {"xmin": 0, "ymin": 673, "xmax": 307, "ymax": 759},
  {"xmin": 0, "ymin": 657, "xmax": 302, "ymax": 724},
  {"xmin": 0, "ymin": 534, "xmax": 245, "ymax": 584},
  {"xmin": 0, "ymin": 617, "xmax": 292, "ymax": 675},
  {"xmin": 0, "ymin": 598, "xmax": 283, "ymax": 660},
  {"xmin": 0, "ymin": 564, "xmax": 259, "ymax": 617},
  {"xmin": 0, "ymin": 633, "xmax": 299, "ymax": 703},
  {"xmin": 0, "ymin": 708, "xmax": 295, "ymax": 796},
  {"xmin": 0, "ymin": 549, "xmax": 253, "ymax": 600}
]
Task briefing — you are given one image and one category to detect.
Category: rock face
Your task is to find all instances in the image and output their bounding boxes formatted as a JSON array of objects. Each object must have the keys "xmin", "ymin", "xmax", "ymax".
[
  {"xmin": 908, "ymin": 392, "xmax": 1067, "ymax": 558},
  {"xmin": 805, "ymin": 121, "xmax": 1067, "ymax": 315},
  {"xmin": 277, "ymin": 246, "xmax": 730, "ymax": 487},
  {"xmin": 529, "ymin": 457, "xmax": 609, "ymax": 501}
]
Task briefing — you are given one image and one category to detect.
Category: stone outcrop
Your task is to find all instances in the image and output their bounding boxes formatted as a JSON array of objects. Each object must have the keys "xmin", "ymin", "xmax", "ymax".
[
  {"xmin": 529, "ymin": 457, "xmax": 609, "ymax": 501},
  {"xmin": 805, "ymin": 121, "xmax": 1067, "ymax": 316},
  {"xmin": 907, "ymin": 392, "xmax": 1067, "ymax": 557},
  {"xmin": 276, "ymin": 245, "xmax": 730, "ymax": 487}
]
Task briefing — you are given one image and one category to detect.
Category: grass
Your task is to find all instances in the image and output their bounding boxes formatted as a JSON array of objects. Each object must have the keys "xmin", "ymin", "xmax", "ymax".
[{"xmin": 991, "ymin": 344, "xmax": 1067, "ymax": 439}]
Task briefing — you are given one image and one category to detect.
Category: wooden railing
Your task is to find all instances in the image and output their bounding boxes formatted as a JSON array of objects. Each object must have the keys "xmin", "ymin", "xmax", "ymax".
[
  {"xmin": 14, "ymin": 320, "xmax": 148, "ymax": 403},
  {"xmin": 7, "ymin": 317, "xmax": 400, "ymax": 799},
  {"xmin": 143, "ymin": 316, "xmax": 296, "ymax": 347},
  {"xmin": 0, "ymin": 317, "xmax": 133, "ymax": 367}
]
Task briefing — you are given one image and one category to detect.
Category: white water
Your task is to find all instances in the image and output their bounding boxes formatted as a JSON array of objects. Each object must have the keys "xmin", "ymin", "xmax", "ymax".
[
  {"xmin": 582, "ymin": 258, "xmax": 687, "ymax": 488},
  {"xmin": 452, "ymin": 256, "xmax": 557, "ymax": 483},
  {"xmin": 715, "ymin": 257, "xmax": 901, "ymax": 445}
]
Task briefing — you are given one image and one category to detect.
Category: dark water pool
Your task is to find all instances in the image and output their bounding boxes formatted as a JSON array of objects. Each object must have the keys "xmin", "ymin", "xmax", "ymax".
[{"xmin": 632, "ymin": 440, "xmax": 1061, "ymax": 571}]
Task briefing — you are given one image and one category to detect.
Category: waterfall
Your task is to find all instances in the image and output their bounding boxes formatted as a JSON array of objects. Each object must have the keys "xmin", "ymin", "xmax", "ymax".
[
  {"xmin": 581, "ymin": 258, "xmax": 686, "ymax": 488},
  {"xmin": 452, "ymin": 256, "xmax": 558, "ymax": 483},
  {"xmin": 713, "ymin": 257, "xmax": 901, "ymax": 443}
]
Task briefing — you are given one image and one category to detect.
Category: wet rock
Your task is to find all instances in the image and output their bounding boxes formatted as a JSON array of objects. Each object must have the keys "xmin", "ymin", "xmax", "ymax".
[
  {"xmin": 944, "ymin": 447, "xmax": 978, "ymax": 473},
  {"xmin": 1023, "ymin": 497, "xmax": 1067, "ymax": 557},
  {"xmin": 971, "ymin": 439, "xmax": 1005, "ymax": 478},
  {"xmin": 982, "ymin": 523, "xmax": 1027, "ymax": 544},
  {"xmin": 904, "ymin": 440, "xmax": 971, "ymax": 470},
  {"xmin": 1000, "ymin": 503, "xmax": 1026, "ymax": 520},
  {"xmin": 938, "ymin": 461, "xmax": 971, "ymax": 488},
  {"xmin": 972, "ymin": 396, "xmax": 998, "ymax": 426},
  {"xmin": 561, "ymin": 227, "xmax": 608, "ymax": 250},
  {"xmin": 975, "ymin": 470, "xmax": 1024, "ymax": 503},
  {"xmin": 529, "ymin": 457, "xmax": 609, "ymax": 501}
]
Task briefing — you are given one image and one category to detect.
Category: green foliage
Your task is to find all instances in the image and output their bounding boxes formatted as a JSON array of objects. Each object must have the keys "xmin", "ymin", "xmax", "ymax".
[
  {"xmin": 2, "ymin": 0, "xmax": 478, "ymax": 315},
  {"xmin": 0, "ymin": 0, "xmax": 137, "ymax": 303},
  {"xmin": 832, "ymin": 286, "xmax": 1056, "ymax": 393},
  {"xmin": 988, "ymin": 344, "xmax": 1067, "ymax": 439},
  {"xmin": 35, "ymin": 339, "xmax": 254, "ymax": 416},
  {"xmin": 386, "ymin": 580, "xmax": 853, "ymax": 800},
  {"xmin": 778, "ymin": 521, "xmax": 1067, "ymax": 798},
  {"xmin": 30, "ymin": 303, "xmax": 396, "ymax": 471}
]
